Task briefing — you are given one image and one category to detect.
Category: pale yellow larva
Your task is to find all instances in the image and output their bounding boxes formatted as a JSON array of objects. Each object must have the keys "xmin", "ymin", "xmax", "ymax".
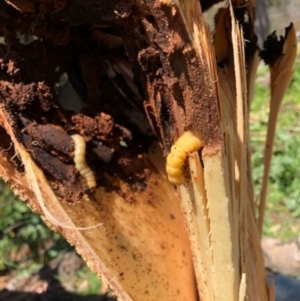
[
  {"xmin": 71, "ymin": 134, "xmax": 97, "ymax": 189},
  {"xmin": 166, "ymin": 131, "xmax": 203, "ymax": 185}
]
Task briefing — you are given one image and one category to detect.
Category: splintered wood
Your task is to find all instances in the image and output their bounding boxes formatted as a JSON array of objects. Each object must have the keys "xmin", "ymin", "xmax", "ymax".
[{"xmin": 0, "ymin": 0, "xmax": 297, "ymax": 301}]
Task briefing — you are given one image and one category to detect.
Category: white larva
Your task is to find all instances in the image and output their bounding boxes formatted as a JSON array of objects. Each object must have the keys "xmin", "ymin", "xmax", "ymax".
[
  {"xmin": 71, "ymin": 134, "xmax": 97, "ymax": 189},
  {"xmin": 166, "ymin": 131, "xmax": 203, "ymax": 185}
]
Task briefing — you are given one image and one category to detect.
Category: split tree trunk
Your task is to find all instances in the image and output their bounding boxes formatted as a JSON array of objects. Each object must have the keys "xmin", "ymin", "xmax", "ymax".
[{"xmin": 0, "ymin": 0, "xmax": 296, "ymax": 300}]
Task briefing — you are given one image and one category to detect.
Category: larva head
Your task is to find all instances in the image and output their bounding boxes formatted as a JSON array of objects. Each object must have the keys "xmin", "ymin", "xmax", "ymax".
[
  {"xmin": 177, "ymin": 131, "xmax": 203, "ymax": 153},
  {"xmin": 71, "ymin": 134, "xmax": 86, "ymax": 154}
]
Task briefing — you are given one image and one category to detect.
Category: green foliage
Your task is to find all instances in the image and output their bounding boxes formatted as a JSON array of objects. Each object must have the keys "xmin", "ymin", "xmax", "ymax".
[
  {"xmin": 0, "ymin": 180, "xmax": 103, "ymax": 297},
  {"xmin": 74, "ymin": 266, "xmax": 103, "ymax": 295},
  {"xmin": 0, "ymin": 180, "xmax": 69, "ymax": 270},
  {"xmin": 251, "ymin": 55, "xmax": 300, "ymax": 239},
  {"xmin": 50, "ymin": 264, "xmax": 103, "ymax": 297}
]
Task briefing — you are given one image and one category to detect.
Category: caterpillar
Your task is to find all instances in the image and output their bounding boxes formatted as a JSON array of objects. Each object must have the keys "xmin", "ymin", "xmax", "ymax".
[
  {"xmin": 166, "ymin": 131, "xmax": 203, "ymax": 185},
  {"xmin": 71, "ymin": 134, "xmax": 97, "ymax": 189}
]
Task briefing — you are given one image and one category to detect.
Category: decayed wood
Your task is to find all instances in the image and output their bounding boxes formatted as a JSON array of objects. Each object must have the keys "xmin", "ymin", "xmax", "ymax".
[
  {"xmin": 0, "ymin": 104, "xmax": 197, "ymax": 301},
  {"xmin": 0, "ymin": 0, "xmax": 296, "ymax": 300}
]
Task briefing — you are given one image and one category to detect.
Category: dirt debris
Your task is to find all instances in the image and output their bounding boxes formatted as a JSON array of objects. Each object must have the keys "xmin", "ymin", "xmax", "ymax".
[
  {"xmin": 0, "ymin": 1, "xmax": 157, "ymax": 202},
  {"xmin": 0, "ymin": 0, "xmax": 225, "ymax": 204}
]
